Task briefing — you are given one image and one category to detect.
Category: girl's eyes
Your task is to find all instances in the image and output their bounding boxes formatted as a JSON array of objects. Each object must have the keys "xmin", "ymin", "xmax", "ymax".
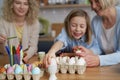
[
  {"xmin": 80, "ymin": 25, "xmax": 85, "ymax": 28},
  {"xmin": 71, "ymin": 24, "xmax": 77, "ymax": 27},
  {"xmin": 71, "ymin": 24, "xmax": 85, "ymax": 28}
]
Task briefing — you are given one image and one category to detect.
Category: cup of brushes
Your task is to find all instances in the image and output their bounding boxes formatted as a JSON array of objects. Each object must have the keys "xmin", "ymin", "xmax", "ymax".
[{"xmin": 5, "ymin": 36, "xmax": 24, "ymax": 66}]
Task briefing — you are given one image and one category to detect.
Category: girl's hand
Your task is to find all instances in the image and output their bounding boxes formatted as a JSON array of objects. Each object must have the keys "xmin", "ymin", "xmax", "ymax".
[
  {"xmin": 43, "ymin": 53, "xmax": 56, "ymax": 68},
  {"xmin": 75, "ymin": 46, "xmax": 94, "ymax": 55},
  {"xmin": 73, "ymin": 46, "xmax": 81, "ymax": 53},
  {"xmin": 72, "ymin": 46, "xmax": 85, "ymax": 56}
]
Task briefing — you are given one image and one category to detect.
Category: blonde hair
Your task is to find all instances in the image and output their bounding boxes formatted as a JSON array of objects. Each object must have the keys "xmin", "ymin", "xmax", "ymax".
[
  {"xmin": 94, "ymin": 0, "xmax": 116, "ymax": 10},
  {"xmin": 2, "ymin": 0, "xmax": 39, "ymax": 25},
  {"xmin": 64, "ymin": 9, "xmax": 92, "ymax": 44}
]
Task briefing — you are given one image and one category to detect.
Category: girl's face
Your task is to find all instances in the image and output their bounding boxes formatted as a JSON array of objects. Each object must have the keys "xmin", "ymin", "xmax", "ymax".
[
  {"xmin": 89, "ymin": 0, "xmax": 104, "ymax": 16},
  {"xmin": 13, "ymin": 0, "xmax": 29, "ymax": 17},
  {"xmin": 70, "ymin": 16, "xmax": 87, "ymax": 40}
]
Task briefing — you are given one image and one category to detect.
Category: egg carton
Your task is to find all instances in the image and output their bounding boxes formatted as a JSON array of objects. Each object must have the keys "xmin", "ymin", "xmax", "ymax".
[
  {"xmin": 57, "ymin": 64, "xmax": 86, "ymax": 74},
  {"xmin": 0, "ymin": 70, "xmax": 44, "ymax": 80},
  {"xmin": 56, "ymin": 56, "xmax": 86, "ymax": 74},
  {"xmin": 57, "ymin": 63, "xmax": 86, "ymax": 74}
]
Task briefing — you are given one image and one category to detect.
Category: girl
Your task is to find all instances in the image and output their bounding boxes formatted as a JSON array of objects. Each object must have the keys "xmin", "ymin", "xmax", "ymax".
[{"xmin": 43, "ymin": 9, "xmax": 100, "ymax": 68}]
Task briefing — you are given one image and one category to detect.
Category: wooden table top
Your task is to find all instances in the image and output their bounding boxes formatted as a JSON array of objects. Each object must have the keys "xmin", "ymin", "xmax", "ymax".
[{"xmin": 0, "ymin": 54, "xmax": 120, "ymax": 80}]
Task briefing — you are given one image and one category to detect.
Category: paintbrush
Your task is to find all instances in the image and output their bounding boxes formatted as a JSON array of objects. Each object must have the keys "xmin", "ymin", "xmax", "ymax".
[{"xmin": 7, "ymin": 36, "xmax": 17, "ymax": 40}]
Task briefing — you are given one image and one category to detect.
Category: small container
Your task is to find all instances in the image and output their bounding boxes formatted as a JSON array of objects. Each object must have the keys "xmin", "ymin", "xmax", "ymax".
[
  {"xmin": 60, "ymin": 64, "xmax": 68, "ymax": 74},
  {"xmin": 15, "ymin": 74, "xmax": 23, "ymax": 80},
  {"xmin": 32, "ymin": 74, "xmax": 41, "ymax": 80},
  {"xmin": 23, "ymin": 74, "xmax": 31, "ymax": 80},
  {"xmin": 0, "ymin": 74, "xmax": 6, "ymax": 80},
  {"xmin": 51, "ymin": 30, "xmax": 56, "ymax": 38},
  {"xmin": 7, "ymin": 74, "xmax": 14, "ymax": 80},
  {"xmin": 68, "ymin": 65, "xmax": 76, "ymax": 74},
  {"xmin": 76, "ymin": 65, "xmax": 86, "ymax": 74},
  {"xmin": 38, "ymin": 51, "xmax": 45, "ymax": 61}
]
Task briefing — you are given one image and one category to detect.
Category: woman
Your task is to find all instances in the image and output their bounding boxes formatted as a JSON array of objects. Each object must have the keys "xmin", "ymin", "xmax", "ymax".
[
  {"xmin": 0, "ymin": 0, "xmax": 40, "ymax": 63},
  {"xmin": 76, "ymin": 0, "xmax": 120, "ymax": 67}
]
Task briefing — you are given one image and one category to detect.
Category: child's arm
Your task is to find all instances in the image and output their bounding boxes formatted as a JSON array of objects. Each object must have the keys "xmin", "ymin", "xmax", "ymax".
[{"xmin": 43, "ymin": 40, "xmax": 64, "ymax": 68}]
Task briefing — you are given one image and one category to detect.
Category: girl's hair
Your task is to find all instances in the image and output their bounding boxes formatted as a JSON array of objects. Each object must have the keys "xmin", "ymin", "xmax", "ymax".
[
  {"xmin": 2, "ymin": 0, "xmax": 39, "ymax": 25},
  {"xmin": 64, "ymin": 9, "xmax": 92, "ymax": 44}
]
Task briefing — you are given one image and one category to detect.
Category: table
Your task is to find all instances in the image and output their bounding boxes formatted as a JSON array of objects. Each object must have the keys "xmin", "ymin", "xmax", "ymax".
[{"xmin": 0, "ymin": 54, "xmax": 120, "ymax": 80}]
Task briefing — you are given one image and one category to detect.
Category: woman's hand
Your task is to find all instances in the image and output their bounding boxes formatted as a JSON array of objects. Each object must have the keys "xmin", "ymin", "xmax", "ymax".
[
  {"xmin": 22, "ymin": 53, "xmax": 28, "ymax": 63},
  {"xmin": 0, "ymin": 34, "xmax": 6, "ymax": 44},
  {"xmin": 74, "ymin": 46, "xmax": 100, "ymax": 67},
  {"xmin": 80, "ymin": 53, "xmax": 100, "ymax": 67}
]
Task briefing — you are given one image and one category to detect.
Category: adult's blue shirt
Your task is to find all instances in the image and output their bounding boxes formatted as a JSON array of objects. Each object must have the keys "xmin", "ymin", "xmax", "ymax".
[{"xmin": 91, "ymin": 6, "xmax": 120, "ymax": 66}]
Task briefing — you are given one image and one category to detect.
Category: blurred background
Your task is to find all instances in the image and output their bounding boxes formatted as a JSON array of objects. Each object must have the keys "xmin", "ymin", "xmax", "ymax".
[{"xmin": 0, "ymin": 0, "xmax": 120, "ymax": 52}]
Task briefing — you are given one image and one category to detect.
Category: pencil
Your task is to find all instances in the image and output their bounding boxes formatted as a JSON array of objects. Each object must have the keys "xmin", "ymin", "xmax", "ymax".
[{"xmin": 7, "ymin": 36, "xmax": 17, "ymax": 40}]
